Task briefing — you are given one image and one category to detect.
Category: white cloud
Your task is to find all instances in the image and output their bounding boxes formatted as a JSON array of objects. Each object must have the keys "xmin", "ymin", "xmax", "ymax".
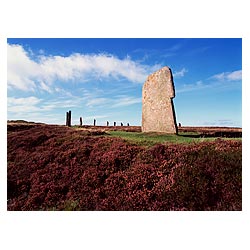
[
  {"xmin": 202, "ymin": 119, "xmax": 236, "ymax": 126},
  {"xmin": 211, "ymin": 70, "xmax": 242, "ymax": 81},
  {"xmin": 8, "ymin": 44, "xmax": 159, "ymax": 92},
  {"xmin": 8, "ymin": 96, "xmax": 42, "ymax": 113},
  {"xmin": 176, "ymin": 81, "xmax": 208, "ymax": 93},
  {"xmin": 7, "ymin": 44, "xmax": 40, "ymax": 91},
  {"xmin": 173, "ymin": 68, "xmax": 188, "ymax": 78},
  {"xmin": 176, "ymin": 69, "xmax": 242, "ymax": 94},
  {"xmin": 112, "ymin": 96, "xmax": 141, "ymax": 107},
  {"xmin": 39, "ymin": 81, "xmax": 53, "ymax": 93},
  {"xmin": 86, "ymin": 97, "xmax": 109, "ymax": 107},
  {"xmin": 79, "ymin": 90, "xmax": 142, "ymax": 109},
  {"xmin": 227, "ymin": 70, "xmax": 242, "ymax": 81},
  {"xmin": 7, "ymin": 95, "xmax": 83, "ymax": 115}
]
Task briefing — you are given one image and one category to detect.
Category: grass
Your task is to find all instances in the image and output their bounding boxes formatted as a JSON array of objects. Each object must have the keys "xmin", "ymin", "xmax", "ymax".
[{"xmin": 107, "ymin": 131, "xmax": 241, "ymax": 146}]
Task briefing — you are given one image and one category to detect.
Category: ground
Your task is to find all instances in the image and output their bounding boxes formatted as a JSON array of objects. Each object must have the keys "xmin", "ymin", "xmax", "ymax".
[{"xmin": 7, "ymin": 121, "xmax": 242, "ymax": 211}]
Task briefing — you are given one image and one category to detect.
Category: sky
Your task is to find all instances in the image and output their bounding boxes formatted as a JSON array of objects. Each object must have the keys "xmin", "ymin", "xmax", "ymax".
[{"xmin": 7, "ymin": 38, "xmax": 242, "ymax": 127}]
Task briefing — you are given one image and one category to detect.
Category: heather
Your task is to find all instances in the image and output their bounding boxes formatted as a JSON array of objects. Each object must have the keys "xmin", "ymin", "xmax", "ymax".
[{"xmin": 7, "ymin": 124, "xmax": 242, "ymax": 210}]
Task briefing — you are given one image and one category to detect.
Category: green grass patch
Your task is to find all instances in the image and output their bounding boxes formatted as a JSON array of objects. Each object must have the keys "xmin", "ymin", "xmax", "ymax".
[{"xmin": 107, "ymin": 131, "xmax": 241, "ymax": 146}]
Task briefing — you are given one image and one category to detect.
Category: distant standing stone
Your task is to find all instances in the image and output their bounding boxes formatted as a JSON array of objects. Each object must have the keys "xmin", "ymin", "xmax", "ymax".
[
  {"xmin": 68, "ymin": 110, "xmax": 72, "ymax": 127},
  {"xmin": 142, "ymin": 66, "xmax": 177, "ymax": 133}
]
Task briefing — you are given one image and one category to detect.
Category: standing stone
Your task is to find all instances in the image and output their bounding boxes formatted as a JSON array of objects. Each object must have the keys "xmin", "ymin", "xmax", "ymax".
[
  {"xmin": 68, "ymin": 110, "xmax": 71, "ymax": 127},
  {"xmin": 66, "ymin": 112, "xmax": 69, "ymax": 126},
  {"xmin": 142, "ymin": 66, "xmax": 177, "ymax": 134}
]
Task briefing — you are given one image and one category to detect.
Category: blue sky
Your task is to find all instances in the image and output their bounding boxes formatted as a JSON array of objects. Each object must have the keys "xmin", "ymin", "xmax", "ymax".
[{"xmin": 7, "ymin": 38, "xmax": 242, "ymax": 127}]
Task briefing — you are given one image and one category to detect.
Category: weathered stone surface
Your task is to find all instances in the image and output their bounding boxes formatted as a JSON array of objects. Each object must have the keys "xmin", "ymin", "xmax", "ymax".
[{"xmin": 142, "ymin": 66, "xmax": 177, "ymax": 133}]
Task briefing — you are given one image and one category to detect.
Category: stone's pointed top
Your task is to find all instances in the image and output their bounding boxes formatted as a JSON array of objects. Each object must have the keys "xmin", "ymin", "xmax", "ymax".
[
  {"xmin": 147, "ymin": 66, "xmax": 172, "ymax": 81},
  {"xmin": 153, "ymin": 66, "xmax": 171, "ymax": 74},
  {"xmin": 160, "ymin": 66, "xmax": 171, "ymax": 71}
]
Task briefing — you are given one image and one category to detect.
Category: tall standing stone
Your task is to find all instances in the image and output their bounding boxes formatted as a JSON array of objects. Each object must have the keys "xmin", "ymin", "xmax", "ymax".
[
  {"xmin": 68, "ymin": 110, "xmax": 71, "ymax": 127},
  {"xmin": 142, "ymin": 66, "xmax": 177, "ymax": 134},
  {"xmin": 66, "ymin": 112, "xmax": 69, "ymax": 126}
]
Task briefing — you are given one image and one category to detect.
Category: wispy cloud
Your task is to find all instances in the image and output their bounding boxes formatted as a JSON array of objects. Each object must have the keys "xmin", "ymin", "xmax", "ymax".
[
  {"xmin": 176, "ymin": 81, "xmax": 207, "ymax": 93},
  {"xmin": 173, "ymin": 68, "xmax": 188, "ymax": 78},
  {"xmin": 166, "ymin": 43, "xmax": 184, "ymax": 52},
  {"xmin": 86, "ymin": 98, "xmax": 109, "ymax": 107},
  {"xmin": 131, "ymin": 42, "xmax": 185, "ymax": 61},
  {"xmin": 8, "ymin": 44, "xmax": 160, "ymax": 92},
  {"xmin": 184, "ymin": 46, "xmax": 211, "ymax": 56},
  {"xmin": 8, "ymin": 95, "xmax": 83, "ymax": 114},
  {"xmin": 8, "ymin": 96, "xmax": 42, "ymax": 113},
  {"xmin": 176, "ymin": 69, "xmax": 242, "ymax": 94},
  {"xmin": 80, "ymin": 90, "xmax": 142, "ymax": 109},
  {"xmin": 112, "ymin": 96, "xmax": 141, "ymax": 107},
  {"xmin": 202, "ymin": 119, "xmax": 237, "ymax": 126},
  {"xmin": 41, "ymin": 98, "xmax": 82, "ymax": 110},
  {"xmin": 211, "ymin": 70, "xmax": 242, "ymax": 81}
]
